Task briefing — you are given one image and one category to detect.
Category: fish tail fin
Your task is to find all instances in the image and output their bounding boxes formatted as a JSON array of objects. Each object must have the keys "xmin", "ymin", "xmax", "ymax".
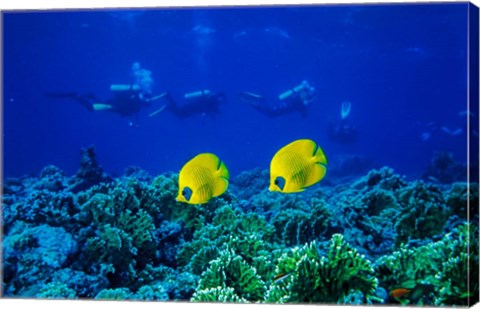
[
  {"xmin": 313, "ymin": 144, "xmax": 328, "ymax": 166},
  {"xmin": 306, "ymin": 163, "xmax": 327, "ymax": 187},
  {"xmin": 214, "ymin": 176, "xmax": 229, "ymax": 197},
  {"xmin": 213, "ymin": 160, "xmax": 229, "ymax": 197},
  {"xmin": 304, "ymin": 143, "xmax": 327, "ymax": 187}
]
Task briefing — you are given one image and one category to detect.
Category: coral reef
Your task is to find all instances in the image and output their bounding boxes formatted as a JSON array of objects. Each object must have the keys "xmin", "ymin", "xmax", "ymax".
[
  {"xmin": 193, "ymin": 248, "xmax": 266, "ymax": 302},
  {"xmin": 265, "ymin": 235, "xmax": 381, "ymax": 304},
  {"xmin": 375, "ymin": 223, "xmax": 479, "ymax": 306},
  {"xmin": 422, "ymin": 151, "xmax": 468, "ymax": 183},
  {"xmin": 2, "ymin": 147, "xmax": 477, "ymax": 305}
]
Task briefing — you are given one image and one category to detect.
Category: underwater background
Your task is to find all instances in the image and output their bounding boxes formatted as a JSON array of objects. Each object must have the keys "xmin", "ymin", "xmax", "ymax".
[{"xmin": 2, "ymin": 2, "xmax": 479, "ymax": 306}]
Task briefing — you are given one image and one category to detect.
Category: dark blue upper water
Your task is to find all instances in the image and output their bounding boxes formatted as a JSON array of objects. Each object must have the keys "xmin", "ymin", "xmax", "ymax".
[{"xmin": 3, "ymin": 3, "xmax": 470, "ymax": 179}]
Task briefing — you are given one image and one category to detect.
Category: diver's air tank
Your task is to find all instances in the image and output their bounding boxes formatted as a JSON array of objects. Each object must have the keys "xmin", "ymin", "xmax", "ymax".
[
  {"xmin": 278, "ymin": 81, "xmax": 307, "ymax": 101},
  {"xmin": 184, "ymin": 90, "xmax": 211, "ymax": 99},
  {"xmin": 110, "ymin": 84, "xmax": 141, "ymax": 92}
]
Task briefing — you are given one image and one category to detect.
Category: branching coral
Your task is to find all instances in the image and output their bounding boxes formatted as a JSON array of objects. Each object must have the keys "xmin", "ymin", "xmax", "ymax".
[
  {"xmin": 95, "ymin": 288, "xmax": 134, "ymax": 300},
  {"xmin": 177, "ymin": 204, "xmax": 275, "ymax": 278},
  {"xmin": 271, "ymin": 197, "xmax": 331, "ymax": 246},
  {"xmin": 395, "ymin": 180, "xmax": 450, "ymax": 245},
  {"xmin": 192, "ymin": 287, "xmax": 248, "ymax": 302},
  {"xmin": 193, "ymin": 248, "xmax": 266, "ymax": 302},
  {"xmin": 375, "ymin": 223, "xmax": 479, "ymax": 306},
  {"xmin": 265, "ymin": 234, "xmax": 380, "ymax": 304},
  {"xmin": 434, "ymin": 224, "xmax": 479, "ymax": 306},
  {"xmin": 36, "ymin": 282, "xmax": 77, "ymax": 299}
]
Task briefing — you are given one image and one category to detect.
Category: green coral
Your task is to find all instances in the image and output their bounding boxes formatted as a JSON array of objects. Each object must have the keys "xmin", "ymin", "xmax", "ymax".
[
  {"xmin": 192, "ymin": 287, "xmax": 248, "ymax": 303},
  {"xmin": 193, "ymin": 248, "xmax": 266, "ymax": 302},
  {"xmin": 95, "ymin": 288, "xmax": 134, "ymax": 300},
  {"xmin": 177, "ymin": 204, "xmax": 276, "ymax": 277},
  {"xmin": 330, "ymin": 182, "xmax": 399, "ymax": 255},
  {"xmin": 36, "ymin": 282, "xmax": 77, "ymax": 299},
  {"xmin": 265, "ymin": 234, "xmax": 380, "ymax": 304},
  {"xmin": 434, "ymin": 224, "xmax": 479, "ymax": 306},
  {"xmin": 271, "ymin": 197, "xmax": 331, "ymax": 246},
  {"xmin": 133, "ymin": 285, "xmax": 169, "ymax": 301},
  {"xmin": 375, "ymin": 223, "xmax": 479, "ymax": 306}
]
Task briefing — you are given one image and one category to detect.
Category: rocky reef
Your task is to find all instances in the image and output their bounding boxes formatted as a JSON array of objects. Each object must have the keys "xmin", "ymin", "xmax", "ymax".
[{"xmin": 2, "ymin": 146, "xmax": 478, "ymax": 305}]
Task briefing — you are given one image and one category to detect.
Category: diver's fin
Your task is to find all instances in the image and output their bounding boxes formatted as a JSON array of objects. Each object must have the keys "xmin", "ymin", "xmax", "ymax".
[
  {"xmin": 92, "ymin": 103, "xmax": 114, "ymax": 111},
  {"xmin": 45, "ymin": 92, "xmax": 96, "ymax": 111},
  {"xmin": 341, "ymin": 101, "xmax": 351, "ymax": 120},
  {"xmin": 45, "ymin": 92, "xmax": 79, "ymax": 99},
  {"xmin": 240, "ymin": 91, "xmax": 264, "ymax": 106},
  {"xmin": 148, "ymin": 105, "xmax": 166, "ymax": 117},
  {"xmin": 148, "ymin": 92, "xmax": 168, "ymax": 102}
]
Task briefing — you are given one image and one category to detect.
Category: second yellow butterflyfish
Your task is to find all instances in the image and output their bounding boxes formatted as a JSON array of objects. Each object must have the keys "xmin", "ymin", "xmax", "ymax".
[
  {"xmin": 269, "ymin": 139, "xmax": 327, "ymax": 193},
  {"xmin": 176, "ymin": 153, "xmax": 229, "ymax": 205}
]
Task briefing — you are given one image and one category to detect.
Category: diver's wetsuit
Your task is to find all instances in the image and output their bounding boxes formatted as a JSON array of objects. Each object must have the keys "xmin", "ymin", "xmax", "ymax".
[
  {"xmin": 107, "ymin": 89, "xmax": 147, "ymax": 116},
  {"xmin": 252, "ymin": 100, "xmax": 308, "ymax": 117},
  {"xmin": 241, "ymin": 92, "xmax": 309, "ymax": 118},
  {"xmin": 327, "ymin": 120, "xmax": 358, "ymax": 144},
  {"xmin": 46, "ymin": 89, "xmax": 148, "ymax": 117},
  {"xmin": 164, "ymin": 92, "xmax": 226, "ymax": 119}
]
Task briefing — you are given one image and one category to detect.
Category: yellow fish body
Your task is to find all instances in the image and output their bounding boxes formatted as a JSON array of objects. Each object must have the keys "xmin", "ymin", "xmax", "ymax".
[
  {"xmin": 176, "ymin": 153, "xmax": 229, "ymax": 204},
  {"xmin": 269, "ymin": 139, "xmax": 327, "ymax": 193}
]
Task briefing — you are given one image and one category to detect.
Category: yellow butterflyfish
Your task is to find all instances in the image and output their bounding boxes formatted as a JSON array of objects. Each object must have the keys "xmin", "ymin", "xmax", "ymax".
[
  {"xmin": 176, "ymin": 153, "xmax": 229, "ymax": 204},
  {"xmin": 269, "ymin": 139, "xmax": 327, "ymax": 193}
]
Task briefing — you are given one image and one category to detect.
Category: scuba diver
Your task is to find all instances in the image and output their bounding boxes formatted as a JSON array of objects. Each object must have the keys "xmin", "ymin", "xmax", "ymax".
[
  {"xmin": 45, "ymin": 62, "xmax": 166, "ymax": 127},
  {"xmin": 240, "ymin": 80, "xmax": 316, "ymax": 117},
  {"xmin": 418, "ymin": 121, "xmax": 464, "ymax": 141},
  {"xmin": 327, "ymin": 101, "xmax": 358, "ymax": 144},
  {"xmin": 162, "ymin": 89, "xmax": 226, "ymax": 120}
]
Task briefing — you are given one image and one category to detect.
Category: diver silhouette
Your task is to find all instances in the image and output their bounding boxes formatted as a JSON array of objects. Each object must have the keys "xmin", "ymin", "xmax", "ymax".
[
  {"xmin": 45, "ymin": 63, "xmax": 166, "ymax": 127},
  {"xmin": 163, "ymin": 89, "xmax": 226, "ymax": 120},
  {"xmin": 327, "ymin": 101, "xmax": 358, "ymax": 144},
  {"xmin": 240, "ymin": 80, "xmax": 316, "ymax": 117}
]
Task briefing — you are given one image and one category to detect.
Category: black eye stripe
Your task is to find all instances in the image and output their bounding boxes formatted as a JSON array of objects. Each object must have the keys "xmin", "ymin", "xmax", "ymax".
[
  {"xmin": 275, "ymin": 176, "xmax": 286, "ymax": 191},
  {"xmin": 182, "ymin": 186, "xmax": 193, "ymax": 201}
]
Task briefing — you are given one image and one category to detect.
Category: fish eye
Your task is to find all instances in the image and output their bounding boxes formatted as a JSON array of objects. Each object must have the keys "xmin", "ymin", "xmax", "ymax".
[{"xmin": 274, "ymin": 176, "xmax": 286, "ymax": 191}]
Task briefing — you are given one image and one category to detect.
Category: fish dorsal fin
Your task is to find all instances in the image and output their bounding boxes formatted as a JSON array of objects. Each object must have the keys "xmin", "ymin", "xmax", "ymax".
[
  {"xmin": 279, "ymin": 139, "xmax": 316, "ymax": 157},
  {"xmin": 280, "ymin": 139, "xmax": 327, "ymax": 164},
  {"xmin": 213, "ymin": 160, "xmax": 229, "ymax": 197},
  {"xmin": 187, "ymin": 153, "xmax": 221, "ymax": 171}
]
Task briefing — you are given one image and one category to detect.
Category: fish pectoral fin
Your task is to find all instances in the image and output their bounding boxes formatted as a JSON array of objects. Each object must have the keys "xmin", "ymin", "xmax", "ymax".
[{"xmin": 213, "ymin": 177, "xmax": 229, "ymax": 197}]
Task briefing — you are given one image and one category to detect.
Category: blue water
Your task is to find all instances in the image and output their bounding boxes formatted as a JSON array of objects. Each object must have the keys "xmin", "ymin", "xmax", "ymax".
[{"xmin": 3, "ymin": 3, "xmax": 469, "ymax": 179}]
